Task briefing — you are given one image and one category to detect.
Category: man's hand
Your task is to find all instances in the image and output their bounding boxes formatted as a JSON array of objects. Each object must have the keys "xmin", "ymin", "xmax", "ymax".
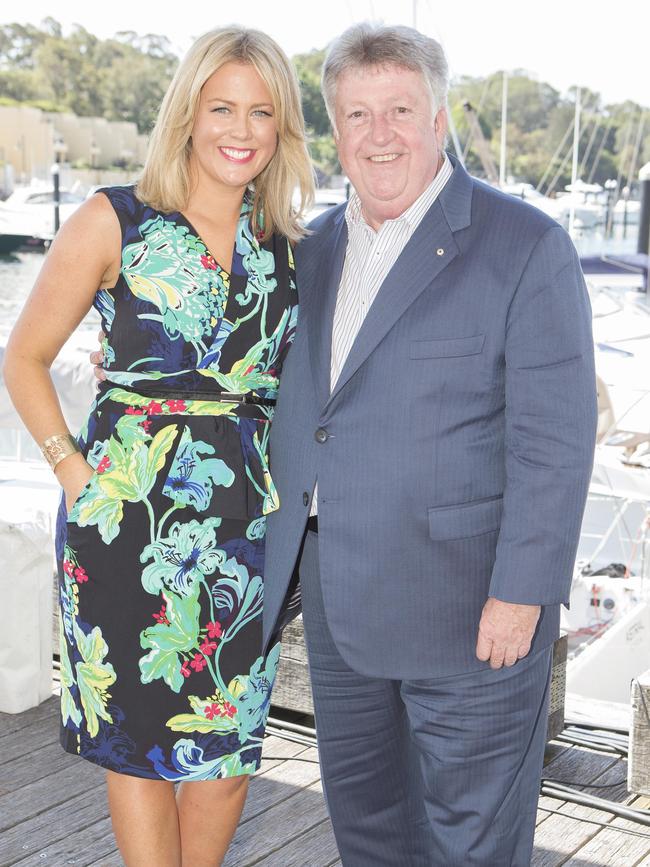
[
  {"xmin": 91, "ymin": 329, "xmax": 107, "ymax": 381},
  {"xmin": 476, "ymin": 598, "xmax": 541, "ymax": 670}
]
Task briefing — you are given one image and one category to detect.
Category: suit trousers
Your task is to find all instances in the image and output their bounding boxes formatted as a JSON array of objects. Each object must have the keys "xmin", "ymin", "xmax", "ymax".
[{"xmin": 298, "ymin": 529, "xmax": 552, "ymax": 866}]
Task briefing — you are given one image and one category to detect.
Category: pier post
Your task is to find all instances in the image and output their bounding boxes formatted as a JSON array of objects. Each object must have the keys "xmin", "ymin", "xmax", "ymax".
[
  {"xmin": 638, "ymin": 162, "xmax": 650, "ymax": 256},
  {"xmin": 51, "ymin": 163, "xmax": 60, "ymax": 235}
]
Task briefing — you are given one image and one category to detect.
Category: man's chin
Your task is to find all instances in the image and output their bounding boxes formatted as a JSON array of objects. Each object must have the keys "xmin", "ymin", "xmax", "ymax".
[{"xmin": 361, "ymin": 192, "xmax": 413, "ymax": 226}]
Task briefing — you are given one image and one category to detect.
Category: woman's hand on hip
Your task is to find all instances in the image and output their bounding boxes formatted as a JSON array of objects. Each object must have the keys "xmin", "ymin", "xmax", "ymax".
[
  {"xmin": 90, "ymin": 329, "xmax": 107, "ymax": 382},
  {"xmin": 56, "ymin": 453, "xmax": 96, "ymax": 513}
]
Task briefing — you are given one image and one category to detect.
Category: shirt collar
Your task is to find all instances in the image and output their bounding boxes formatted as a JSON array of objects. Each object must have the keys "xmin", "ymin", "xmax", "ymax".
[{"xmin": 345, "ymin": 151, "xmax": 452, "ymax": 234}]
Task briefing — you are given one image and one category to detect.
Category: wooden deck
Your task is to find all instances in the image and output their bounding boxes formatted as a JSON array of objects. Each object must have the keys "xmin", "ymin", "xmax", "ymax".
[{"xmin": 1, "ymin": 696, "xmax": 649, "ymax": 866}]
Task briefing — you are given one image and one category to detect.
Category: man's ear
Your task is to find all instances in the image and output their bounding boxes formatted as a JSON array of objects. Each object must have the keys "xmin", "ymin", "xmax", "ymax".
[{"xmin": 434, "ymin": 108, "xmax": 448, "ymax": 146}]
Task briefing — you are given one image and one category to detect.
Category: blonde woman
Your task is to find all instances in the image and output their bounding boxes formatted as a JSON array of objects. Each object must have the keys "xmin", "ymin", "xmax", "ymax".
[{"xmin": 4, "ymin": 27, "xmax": 313, "ymax": 866}]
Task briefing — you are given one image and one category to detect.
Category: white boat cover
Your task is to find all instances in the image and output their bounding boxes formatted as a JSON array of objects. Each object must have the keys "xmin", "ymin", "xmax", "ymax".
[
  {"xmin": 0, "ymin": 519, "xmax": 53, "ymax": 713},
  {"xmin": 0, "ymin": 333, "xmax": 98, "ymax": 436}
]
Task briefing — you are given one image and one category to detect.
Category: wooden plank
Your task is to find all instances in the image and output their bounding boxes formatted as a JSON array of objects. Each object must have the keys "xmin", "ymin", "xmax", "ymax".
[
  {"xmin": 629, "ymin": 672, "xmax": 650, "ymax": 796},
  {"xmin": 542, "ymin": 743, "xmax": 621, "ymax": 786},
  {"xmin": 273, "ymin": 617, "xmax": 314, "ymax": 716},
  {"xmin": 532, "ymin": 802, "xmax": 614, "ymax": 867},
  {"xmin": 0, "ymin": 712, "xmax": 60, "ymax": 767},
  {"xmin": 0, "ymin": 701, "xmax": 60, "ymax": 748},
  {"xmin": 8, "ymin": 698, "xmax": 648, "ymax": 867},
  {"xmin": 253, "ymin": 818, "xmax": 339, "ymax": 867},
  {"xmin": 0, "ymin": 755, "xmax": 104, "ymax": 833},
  {"xmin": 562, "ymin": 815, "xmax": 650, "ymax": 866},
  {"xmin": 87, "ymin": 847, "xmax": 123, "ymax": 866},
  {"xmin": 258, "ymin": 734, "xmax": 311, "ymax": 773},
  {"xmin": 241, "ymin": 748, "xmax": 321, "ymax": 823},
  {"xmin": 532, "ymin": 750, "xmax": 629, "ymax": 866},
  {"xmin": 544, "ymin": 741, "xmax": 571, "ymax": 765},
  {"xmin": 0, "ymin": 787, "xmax": 110, "ymax": 866},
  {"xmin": 536, "ymin": 742, "xmax": 582, "ymax": 826},
  {"xmin": 0, "ymin": 740, "xmax": 90, "ymax": 796},
  {"xmin": 0, "ymin": 695, "xmax": 58, "ymax": 739},
  {"xmin": 11, "ymin": 817, "xmax": 116, "ymax": 867},
  {"xmin": 533, "ymin": 751, "xmax": 648, "ymax": 867},
  {"xmin": 223, "ymin": 780, "xmax": 328, "ymax": 866}
]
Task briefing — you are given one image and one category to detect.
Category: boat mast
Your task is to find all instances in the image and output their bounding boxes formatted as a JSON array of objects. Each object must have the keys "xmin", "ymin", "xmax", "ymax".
[
  {"xmin": 411, "ymin": 2, "xmax": 466, "ymax": 169},
  {"xmin": 499, "ymin": 71, "xmax": 509, "ymax": 187},
  {"xmin": 569, "ymin": 87, "xmax": 582, "ymax": 238}
]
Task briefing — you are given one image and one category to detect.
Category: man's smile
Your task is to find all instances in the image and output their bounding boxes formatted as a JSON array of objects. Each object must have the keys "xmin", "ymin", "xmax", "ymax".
[{"xmin": 367, "ymin": 153, "xmax": 402, "ymax": 163}]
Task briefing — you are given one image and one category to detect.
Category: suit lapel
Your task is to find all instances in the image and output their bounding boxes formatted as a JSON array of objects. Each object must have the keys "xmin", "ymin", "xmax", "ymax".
[
  {"xmin": 325, "ymin": 199, "xmax": 459, "ymax": 409},
  {"xmin": 305, "ymin": 209, "xmax": 348, "ymax": 406}
]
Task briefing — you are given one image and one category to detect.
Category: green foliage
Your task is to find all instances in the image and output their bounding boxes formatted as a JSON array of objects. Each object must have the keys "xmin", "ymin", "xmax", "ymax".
[
  {"xmin": 308, "ymin": 133, "xmax": 341, "ymax": 176},
  {"xmin": 450, "ymin": 72, "xmax": 647, "ymax": 191},
  {"xmin": 293, "ymin": 48, "xmax": 330, "ymax": 135},
  {"xmin": 293, "ymin": 48, "xmax": 340, "ymax": 175},
  {"xmin": 0, "ymin": 21, "xmax": 647, "ymax": 187},
  {"xmin": 0, "ymin": 19, "xmax": 178, "ymax": 133}
]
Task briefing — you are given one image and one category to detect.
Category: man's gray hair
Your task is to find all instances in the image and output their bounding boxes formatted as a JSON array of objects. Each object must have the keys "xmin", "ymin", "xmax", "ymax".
[{"xmin": 321, "ymin": 23, "xmax": 449, "ymax": 126}]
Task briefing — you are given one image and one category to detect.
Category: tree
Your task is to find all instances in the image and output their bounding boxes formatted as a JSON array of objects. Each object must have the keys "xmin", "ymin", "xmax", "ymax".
[
  {"xmin": 0, "ymin": 19, "xmax": 178, "ymax": 133},
  {"xmin": 0, "ymin": 21, "xmax": 647, "ymax": 186}
]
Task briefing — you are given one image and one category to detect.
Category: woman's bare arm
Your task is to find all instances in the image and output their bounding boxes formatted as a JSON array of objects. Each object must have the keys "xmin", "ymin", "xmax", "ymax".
[{"xmin": 3, "ymin": 192, "xmax": 121, "ymax": 506}]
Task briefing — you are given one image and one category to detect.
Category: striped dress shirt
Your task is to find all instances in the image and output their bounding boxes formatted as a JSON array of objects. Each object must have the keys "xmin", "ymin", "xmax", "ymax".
[
  {"xmin": 330, "ymin": 153, "xmax": 453, "ymax": 391},
  {"xmin": 310, "ymin": 153, "xmax": 453, "ymax": 518}
]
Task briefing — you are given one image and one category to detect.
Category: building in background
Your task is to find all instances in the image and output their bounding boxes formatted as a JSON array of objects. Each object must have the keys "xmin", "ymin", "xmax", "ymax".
[{"xmin": 0, "ymin": 106, "xmax": 148, "ymax": 193}]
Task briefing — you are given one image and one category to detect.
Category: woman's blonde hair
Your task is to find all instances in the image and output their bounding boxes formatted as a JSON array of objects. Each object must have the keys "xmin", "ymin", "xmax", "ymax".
[{"xmin": 137, "ymin": 26, "xmax": 314, "ymax": 242}]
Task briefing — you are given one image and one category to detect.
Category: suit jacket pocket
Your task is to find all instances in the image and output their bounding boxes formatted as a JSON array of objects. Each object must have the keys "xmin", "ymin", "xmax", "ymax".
[
  {"xmin": 428, "ymin": 496, "xmax": 503, "ymax": 541},
  {"xmin": 410, "ymin": 334, "xmax": 485, "ymax": 359}
]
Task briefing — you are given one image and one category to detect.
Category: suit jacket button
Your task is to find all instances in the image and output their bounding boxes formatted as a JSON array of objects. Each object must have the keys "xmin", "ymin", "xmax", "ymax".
[
  {"xmin": 303, "ymin": 492, "xmax": 310, "ymax": 506},
  {"xmin": 315, "ymin": 427, "xmax": 328, "ymax": 444}
]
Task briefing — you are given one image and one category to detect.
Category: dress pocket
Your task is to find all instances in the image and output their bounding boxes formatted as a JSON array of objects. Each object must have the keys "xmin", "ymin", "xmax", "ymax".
[
  {"xmin": 66, "ymin": 409, "xmax": 107, "ymax": 524},
  {"xmin": 66, "ymin": 466, "xmax": 101, "ymax": 522}
]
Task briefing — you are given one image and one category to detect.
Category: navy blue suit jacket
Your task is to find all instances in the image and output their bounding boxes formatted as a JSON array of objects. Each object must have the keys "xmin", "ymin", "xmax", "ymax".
[{"xmin": 263, "ymin": 156, "xmax": 597, "ymax": 678}]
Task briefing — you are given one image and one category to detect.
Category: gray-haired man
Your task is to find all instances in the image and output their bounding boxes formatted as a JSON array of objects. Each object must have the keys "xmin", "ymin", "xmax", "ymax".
[{"xmin": 262, "ymin": 23, "xmax": 596, "ymax": 866}]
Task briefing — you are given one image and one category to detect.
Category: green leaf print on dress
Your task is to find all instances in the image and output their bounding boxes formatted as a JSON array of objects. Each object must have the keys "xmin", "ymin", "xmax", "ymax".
[
  {"xmin": 139, "ymin": 590, "xmax": 201, "ymax": 694},
  {"xmin": 164, "ymin": 645, "xmax": 280, "ymax": 752},
  {"xmin": 59, "ymin": 619, "xmax": 82, "ymax": 729},
  {"xmin": 74, "ymin": 416, "xmax": 179, "ymax": 544},
  {"xmin": 122, "ymin": 216, "xmax": 229, "ymax": 343},
  {"xmin": 72, "ymin": 620, "xmax": 117, "ymax": 738},
  {"xmin": 166, "ymin": 691, "xmax": 239, "ymax": 735}
]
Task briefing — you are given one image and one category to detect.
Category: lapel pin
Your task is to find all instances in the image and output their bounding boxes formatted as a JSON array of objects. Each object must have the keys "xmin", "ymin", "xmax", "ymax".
[{"xmin": 436, "ymin": 248, "xmax": 444, "ymax": 256}]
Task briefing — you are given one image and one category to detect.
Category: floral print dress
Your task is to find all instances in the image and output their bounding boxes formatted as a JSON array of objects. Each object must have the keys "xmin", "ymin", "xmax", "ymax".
[{"xmin": 56, "ymin": 186, "xmax": 296, "ymax": 780}]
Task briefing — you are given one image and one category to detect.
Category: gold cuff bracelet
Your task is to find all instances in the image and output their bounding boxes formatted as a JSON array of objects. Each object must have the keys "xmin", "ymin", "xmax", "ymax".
[{"xmin": 41, "ymin": 433, "xmax": 81, "ymax": 470}]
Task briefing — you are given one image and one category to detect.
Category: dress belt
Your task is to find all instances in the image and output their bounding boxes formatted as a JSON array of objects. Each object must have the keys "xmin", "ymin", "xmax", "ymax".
[{"xmin": 109, "ymin": 384, "xmax": 276, "ymax": 408}]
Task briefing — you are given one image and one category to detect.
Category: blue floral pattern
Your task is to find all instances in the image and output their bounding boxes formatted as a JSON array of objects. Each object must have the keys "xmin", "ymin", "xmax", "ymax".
[{"xmin": 57, "ymin": 186, "xmax": 295, "ymax": 779}]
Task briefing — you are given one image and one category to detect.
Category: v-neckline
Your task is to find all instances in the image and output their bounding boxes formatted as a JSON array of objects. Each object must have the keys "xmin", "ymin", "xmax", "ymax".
[{"xmin": 176, "ymin": 211, "xmax": 239, "ymax": 279}]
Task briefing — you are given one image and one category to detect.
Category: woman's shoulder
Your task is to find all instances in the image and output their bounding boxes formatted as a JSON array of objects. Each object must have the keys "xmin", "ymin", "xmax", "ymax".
[
  {"xmin": 94, "ymin": 183, "xmax": 142, "ymax": 215},
  {"xmin": 93, "ymin": 184, "xmax": 167, "ymax": 235}
]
